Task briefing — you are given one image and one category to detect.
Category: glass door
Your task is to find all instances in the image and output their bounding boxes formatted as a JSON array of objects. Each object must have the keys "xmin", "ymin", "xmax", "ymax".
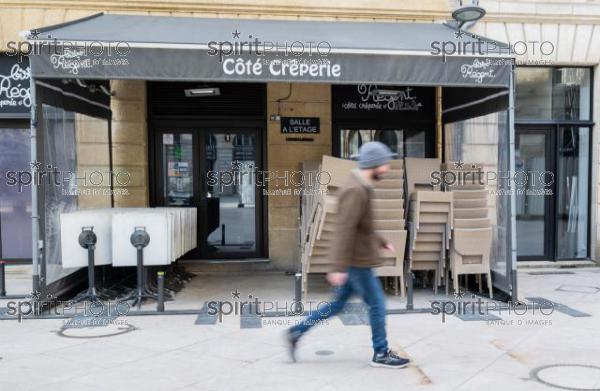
[
  {"xmin": 201, "ymin": 130, "xmax": 260, "ymax": 258},
  {"xmin": 515, "ymin": 129, "xmax": 554, "ymax": 260},
  {"xmin": 156, "ymin": 128, "xmax": 262, "ymax": 259},
  {"xmin": 556, "ymin": 126, "xmax": 590, "ymax": 259}
]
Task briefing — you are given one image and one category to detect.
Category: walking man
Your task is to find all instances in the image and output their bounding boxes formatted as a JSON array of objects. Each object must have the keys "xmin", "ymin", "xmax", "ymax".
[{"xmin": 287, "ymin": 141, "xmax": 409, "ymax": 369}]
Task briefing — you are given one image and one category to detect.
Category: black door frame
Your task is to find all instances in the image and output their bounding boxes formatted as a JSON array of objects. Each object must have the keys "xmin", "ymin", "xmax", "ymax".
[
  {"xmin": 515, "ymin": 126, "xmax": 556, "ymax": 261},
  {"xmin": 516, "ymin": 123, "xmax": 593, "ymax": 261},
  {"xmin": 149, "ymin": 119, "xmax": 268, "ymax": 260}
]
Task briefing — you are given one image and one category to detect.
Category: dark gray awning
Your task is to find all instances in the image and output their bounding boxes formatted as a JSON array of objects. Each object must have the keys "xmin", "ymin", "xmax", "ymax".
[{"xmin": 27, "ymin": 13, "xmax": 513, "ymax": 87}]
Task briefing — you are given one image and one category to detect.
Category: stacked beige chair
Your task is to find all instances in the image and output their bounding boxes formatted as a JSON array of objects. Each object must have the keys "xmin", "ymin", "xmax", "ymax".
[
  {"xmin": 443, "ymin": 162, "xmax": 493, "ymax": 298},
  {"xmin": 405, "ymin": 158, "xmax": 452, "ymax": 294},
  {"xmin": 371, "ymin": 159, "xmax": 407, "ymax": 296},
  {"xmin": 300, "ymin": 156, "xmax": 354, "ymax": 294},
  {"xmin": 300, "ymin": 156, "xmax": 407, "ymax": 297}
]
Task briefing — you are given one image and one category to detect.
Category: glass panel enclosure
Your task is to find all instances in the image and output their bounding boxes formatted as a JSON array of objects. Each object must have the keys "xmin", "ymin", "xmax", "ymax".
[
  {"xmin": 43, "ymin": 105, "xmax": 111, "ymax": 284},
  {"xmin": 556, "ymin": 127, "xmax": 590, "ymax": 259},
  {"xmin": 516, "ymin": 67, "xmax": 591, "ymax": 121},
  {"xmin": 444, "ymin": 111, "xmax": 512, "ymax": 289},
  {"xmin": 0, "ymin": 127, "xmax": 32, "ymax": 259}
]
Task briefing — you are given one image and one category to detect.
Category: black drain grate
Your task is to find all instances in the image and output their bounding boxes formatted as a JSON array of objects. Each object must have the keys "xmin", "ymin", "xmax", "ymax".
[
  {"xmin": 194, "ymin": 302, "xmax": 218, "ymax": 325},
  {"xmin": 240, "ymin": 303, "xmax": 262, "ymax": 329},
  {"xmin": 526, "ymin": 297, "xmax": 591, "ymax": 318},
  {"xmin": 556, "ymin": 285, "xmax": 600, "ymax": 294},
  {"xmin": 528, "ymin": 271, "xmax": 575, "ymax": 275}
]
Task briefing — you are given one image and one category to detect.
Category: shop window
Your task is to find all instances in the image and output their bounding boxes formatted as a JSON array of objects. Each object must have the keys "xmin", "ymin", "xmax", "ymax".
[
  {"xmin": 0, "ymin": 127, "xmax": 32, "ymax": 259},
  {"xmin": 516, "ymin": 67, "xmax": 591, "ymax": 121}
]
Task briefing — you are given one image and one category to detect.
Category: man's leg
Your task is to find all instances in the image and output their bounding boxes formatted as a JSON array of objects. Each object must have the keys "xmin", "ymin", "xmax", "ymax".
[
  {"xmin": 290, "ymin": 277, "xmax": 353, "ymax": 335},
  {"xmin": 351, "ymin": 268, "xmax": 388, "ymax": 354}
]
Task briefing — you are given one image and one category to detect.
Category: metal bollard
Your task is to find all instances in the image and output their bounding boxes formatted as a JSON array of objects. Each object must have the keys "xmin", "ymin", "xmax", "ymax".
[
  {"xmin": 157, "ymin": 271, "xmax": 165, "ymax": 312},
  {"xmin": 406, "ymin": 271, "xmax": 415, "ymax": 311},
  {"xmin": 0, "ymin": 261, "xmax": 6, "ymax": 297},
  {"xmin": 294, "ymin": 273, "xmax": 302, "ymax": 314}
]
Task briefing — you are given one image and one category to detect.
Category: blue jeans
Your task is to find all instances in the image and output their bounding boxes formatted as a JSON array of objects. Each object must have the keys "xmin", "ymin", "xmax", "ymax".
[{"xmin": 291, "ymin": 267, "xmax": 388, "ymax": 354}]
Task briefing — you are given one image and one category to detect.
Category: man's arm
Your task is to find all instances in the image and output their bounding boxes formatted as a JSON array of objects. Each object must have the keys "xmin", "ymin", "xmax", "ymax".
[{"xmin": 329, "ymin": 188, "xmax": 365, "ymax": 272}]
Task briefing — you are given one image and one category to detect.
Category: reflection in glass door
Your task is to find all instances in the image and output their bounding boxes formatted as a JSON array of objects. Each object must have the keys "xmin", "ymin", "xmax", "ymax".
[
  {"xmin": 202, "ymin": 131, "xmax": 259, "ymax": 257},
  {"xmin": 162, "ymin": 133, "xmax": 194, "ymax": 206},
  {"xmin": 515, "ymin": 130, "xmax": 551, "ymax": 259}
]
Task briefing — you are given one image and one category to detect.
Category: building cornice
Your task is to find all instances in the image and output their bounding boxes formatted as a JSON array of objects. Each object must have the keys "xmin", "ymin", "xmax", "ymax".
[{"xmin": 484, "ymin": 13, "xmax": 600, "ymax": 25}]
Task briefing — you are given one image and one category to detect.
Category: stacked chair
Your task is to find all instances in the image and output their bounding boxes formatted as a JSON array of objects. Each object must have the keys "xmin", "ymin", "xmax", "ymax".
[
  {"xmin": 300, "ymin": 156, "xmax": 407, "ymax": 298},
  {"xmin": 405, "ymin": 158, "xmax": 452, "ymax": 294},
  {"xmin": 443, "ymin": 162, "xmax": 493, "ymax": 298},
  {"xmin": 300, "ymin": 156, "xmax": 355, "ymax": 295},
  {"xmin": 300, "ymin": 155, "xmax": 495, "ymax": 300},
  {"xmin": 371, "ymin": 159, "xmax": 407, "ymax": 296}
]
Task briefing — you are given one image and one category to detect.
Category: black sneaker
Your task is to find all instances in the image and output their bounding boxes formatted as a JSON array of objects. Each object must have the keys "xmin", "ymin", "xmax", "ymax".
[
  {"xmin": 371, "ymin": 349, "xmax": 410, "ymax": 369},
  {"xmin": 286, "ymin": 329, "xmax": 302, "ymax": 362}
]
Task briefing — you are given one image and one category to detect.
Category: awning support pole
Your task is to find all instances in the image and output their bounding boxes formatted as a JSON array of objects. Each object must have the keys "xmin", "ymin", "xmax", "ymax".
[
  {"xmin": 30, "ymin": 76, "xmax": 40, "ymax": 295},
  {"xmin": 508, "ymin": 66, "xmax": 518, "ymax": 302},
  {"xmin": 435, "ymin": 86, "xmax": 443, "ymax": 159}
]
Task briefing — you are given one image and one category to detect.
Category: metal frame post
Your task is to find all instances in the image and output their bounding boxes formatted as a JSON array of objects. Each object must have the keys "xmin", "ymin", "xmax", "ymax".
[
  {"xmin": 0, "ymin": 261, "xmax": 6, "ymax": 297},
  {"xmin": 508, "ymin": 66, "xmax": 518, "ymax": 302},
  {"xmin": 29, "ymin": 75, "xmax": 40, "ymax": 295}
]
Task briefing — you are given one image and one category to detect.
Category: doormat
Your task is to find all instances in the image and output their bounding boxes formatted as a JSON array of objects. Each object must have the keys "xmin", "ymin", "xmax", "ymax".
[
  {"xmin": 194, "ymin": 302, "xmax": 218, "ymax": 325},
  {"xmin": 556, "ymin": 285, "xmax": 600, "ymax": 294},
  {"xmin": 527, "ymin": 271, "xmax": 575, "ymax": 275},
  {"xmin": 525, "ymin": 297, "xmax": 591, "ymax": 317}
]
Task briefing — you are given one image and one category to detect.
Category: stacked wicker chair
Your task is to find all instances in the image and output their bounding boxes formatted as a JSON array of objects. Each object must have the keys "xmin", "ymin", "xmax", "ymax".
[
  {"xmin": 300, "ymin": 156, "xmax": 407, "ymax": 297},
  {"xmin": 405, "ymin": 158, "xmax": 452, "ymax": 294},
  {"xmin": 443, "ymin": 162, "xmax": 493, "ymax": 298}
]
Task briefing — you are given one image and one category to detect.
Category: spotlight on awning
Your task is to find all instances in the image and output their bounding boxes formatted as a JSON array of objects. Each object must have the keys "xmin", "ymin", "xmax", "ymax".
[
  {"xmin": 452, "ymin": 0, "xmax": 486, "ymax": 28},
  {"xmin": 184, "ymin": 87, "xmax": 221, "ymax": 97},
  {"xmin": 373, "ymin": 89, "xmax": 401, "ymax": 97}
]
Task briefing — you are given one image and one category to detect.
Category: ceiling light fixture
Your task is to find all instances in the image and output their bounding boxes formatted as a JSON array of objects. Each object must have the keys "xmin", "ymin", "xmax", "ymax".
[{"xmin": 184, "ymin": 87, "xmax": 221, "ymax": 97}]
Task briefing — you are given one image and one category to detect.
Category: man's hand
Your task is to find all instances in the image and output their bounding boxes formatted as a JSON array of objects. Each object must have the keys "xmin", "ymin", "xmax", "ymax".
[
  {"xmin": 382, "ymin": 242, "xmax": 395, "ymax": 252},
  {"xmin": 326, "ymin": 272, "xmax": 348, "ymax": 286}
]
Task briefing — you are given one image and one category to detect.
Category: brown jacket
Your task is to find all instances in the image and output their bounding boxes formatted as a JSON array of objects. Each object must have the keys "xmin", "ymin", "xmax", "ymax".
[{"xmin": 330, "ymin": 169, "xmax": 387, "ymax": 271}]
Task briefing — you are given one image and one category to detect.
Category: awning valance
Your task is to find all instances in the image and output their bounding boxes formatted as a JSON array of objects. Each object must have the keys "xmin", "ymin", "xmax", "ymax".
[{"xmin": 26, "ymin": 13, "xmax": 513, "ymax": 87}]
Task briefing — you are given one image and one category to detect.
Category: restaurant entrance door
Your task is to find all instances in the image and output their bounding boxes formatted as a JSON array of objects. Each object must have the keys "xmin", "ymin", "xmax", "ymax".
[{"xmin": 154, "ymin": 127, "xmax": 263, "ymax": 259}]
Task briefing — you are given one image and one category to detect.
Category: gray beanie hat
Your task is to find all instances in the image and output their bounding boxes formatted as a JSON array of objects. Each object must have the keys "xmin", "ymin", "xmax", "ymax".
[{"xmin": 353, "ymin": 141, "xmax": 397, "ymax": 169}]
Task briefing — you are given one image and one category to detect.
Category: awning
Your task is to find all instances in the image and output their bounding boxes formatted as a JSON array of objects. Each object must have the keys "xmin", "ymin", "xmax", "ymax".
[{"xmin": 27, "ymin": 13, "xmax": 513, "ymax": 87}]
